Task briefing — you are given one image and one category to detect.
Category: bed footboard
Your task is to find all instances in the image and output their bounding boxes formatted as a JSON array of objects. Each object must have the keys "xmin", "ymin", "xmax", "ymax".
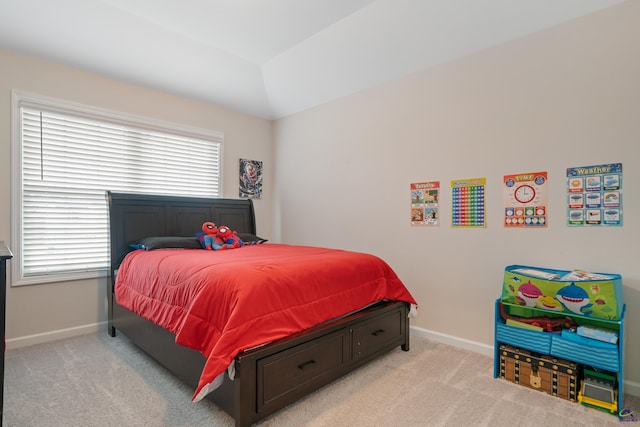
[{"xmin": 111, "ymin": 300, "xmax": 409, "ymax": 427}]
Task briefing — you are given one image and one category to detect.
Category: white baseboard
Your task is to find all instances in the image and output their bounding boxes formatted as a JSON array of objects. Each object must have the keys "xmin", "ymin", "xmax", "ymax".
[
  {"xmin": 410, "ymin": 325, "xmax": 494, "ymax": 357},
  {"xmin": 626, "ymin": 380, "xmax": 640, "ymax": 399},
  {"xmin": 410, "ymin": 325, "xmax": 640, "ymax": 399},
  {"xmin": 6, "ymin": 321, "xmax": 108, "ymax": 350}
]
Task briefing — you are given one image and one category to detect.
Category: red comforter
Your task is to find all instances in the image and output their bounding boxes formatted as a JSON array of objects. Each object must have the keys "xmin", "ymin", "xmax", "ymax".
[{"xmin": 115, "ymin": 243, "xmax": 417, "ymax": 401}]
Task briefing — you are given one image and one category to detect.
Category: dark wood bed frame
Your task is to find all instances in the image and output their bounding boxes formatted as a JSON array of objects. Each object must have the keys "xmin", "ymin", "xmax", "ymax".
[{"xmin": 106, "ymin": 191, "xmax": 410, "ymax": 427}]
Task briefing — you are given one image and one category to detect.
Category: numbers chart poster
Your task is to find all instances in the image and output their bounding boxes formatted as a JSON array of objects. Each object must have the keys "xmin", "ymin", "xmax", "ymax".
[
  {"xmin": 503, "ymin": 172, "xmax": 548, "ymax": 227},
  {"xmin": 411, "ymin": 181, "xmax": 439, "ymax": 226},
  {"xmin": 451, "ymin": 178, "xmax": 486, "ymax": 228},
  {"xmin": 567, "ymin": 163, "xmax": 622, "ymax": 227}
]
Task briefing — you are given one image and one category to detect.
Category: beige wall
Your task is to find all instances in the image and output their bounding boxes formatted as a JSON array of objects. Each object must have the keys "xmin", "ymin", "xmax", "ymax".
[
  {"xmin": 274, "ymin": 2, "xmax": 640, "ymax": 393},
  {"xmin": 0, "ymin": 49, "xmax": 274, "ymax": 341}
]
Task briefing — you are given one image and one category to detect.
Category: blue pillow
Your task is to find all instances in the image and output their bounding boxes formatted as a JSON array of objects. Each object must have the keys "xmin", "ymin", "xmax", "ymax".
[{"xmin": 236, "ymin": 233, "xmax": 268, "ymax": 245}]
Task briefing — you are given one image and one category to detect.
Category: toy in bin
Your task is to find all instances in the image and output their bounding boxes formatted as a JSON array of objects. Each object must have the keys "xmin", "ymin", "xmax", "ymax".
[
  {"xmin": 499, "ymin": 302, "xmax": 577, "ymax": 332},
  {"xmin": 576, "ymin": 325, "xmax": 618, "ymax": 344},
  {"xmin": 578, "ymin": 368, "xmax": 617, "ymax": 414}
]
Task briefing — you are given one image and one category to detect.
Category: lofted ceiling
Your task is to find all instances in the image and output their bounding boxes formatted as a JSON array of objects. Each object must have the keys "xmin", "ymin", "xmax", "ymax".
[{"xmin": 0, "ymin": 0, "xmax": 626, "ymax": 119}]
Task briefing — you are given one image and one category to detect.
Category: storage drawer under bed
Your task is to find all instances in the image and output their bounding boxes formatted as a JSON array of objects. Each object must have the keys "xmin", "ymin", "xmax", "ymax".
[
  {"xmin": 256, "ymin": 329, "xmax": 349, "ymax": 412},
  {"xmin": 351, "ymin": 308, "xmax": 405, "ymax": 361}
]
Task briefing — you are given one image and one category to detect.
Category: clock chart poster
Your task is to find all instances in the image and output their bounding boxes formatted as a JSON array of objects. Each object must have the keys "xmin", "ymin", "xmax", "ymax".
[
  {"xmin": 567, "ymin": 162, "xmax": 622, "ymax": 227},
  {"xmin": 451, "ymin": 177, "xmax": 486, "ymax": 228},
  {"xmin": 503, "ymin": 171, "xmax": 548, "ymax": 227},
  {"xmin": 410, "ymin": 181, "xmax": 439, "ymax": 226}
]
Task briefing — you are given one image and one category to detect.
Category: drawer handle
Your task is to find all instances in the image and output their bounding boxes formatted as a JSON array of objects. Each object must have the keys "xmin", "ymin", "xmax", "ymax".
[
  {"xmin": 298, "ymin": 359, "xmax": 317, "ymax": 371},
  {"xmin": 372, "ymin": 329, "xmax": 385, "ymax": 336}
]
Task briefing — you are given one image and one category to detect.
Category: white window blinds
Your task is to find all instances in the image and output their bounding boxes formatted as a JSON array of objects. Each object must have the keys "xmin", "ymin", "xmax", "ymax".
[{"xmin": 13, "ymin": 92, "xmax": 222, "ymax": 285}]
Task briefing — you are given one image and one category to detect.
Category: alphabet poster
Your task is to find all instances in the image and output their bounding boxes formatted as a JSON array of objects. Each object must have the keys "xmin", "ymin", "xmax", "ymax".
[{"xmin": 411, "ymin": 181, "xmax": 439, "ymax": 226}]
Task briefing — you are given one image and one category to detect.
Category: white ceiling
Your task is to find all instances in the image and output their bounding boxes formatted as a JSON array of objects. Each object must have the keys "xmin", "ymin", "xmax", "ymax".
[{"xmin": 0, "ymin": 0, "xmax": 626, "ymax": 119}]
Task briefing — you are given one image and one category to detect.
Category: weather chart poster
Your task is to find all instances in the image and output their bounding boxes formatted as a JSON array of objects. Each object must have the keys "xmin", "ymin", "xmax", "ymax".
[
  {"xmin": 503, "ymin": 171, "xmax": 548, "ymax": 227},
  {"xmin": 567, "ymin": 163, "xmax": 622, "ymax": 227},
  {"xmin": 410, "ymin": 181, "xmax": 439, "ymax": 226},
  {"xmin": 451, "ymin": 177, "xmax": 486, "ymax": 228}
]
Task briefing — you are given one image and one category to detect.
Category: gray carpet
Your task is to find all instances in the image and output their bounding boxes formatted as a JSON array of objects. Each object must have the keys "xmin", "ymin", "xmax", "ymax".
[{"xmin": 4, "ymin": 332, "xmax": 637, "ymax": 426}]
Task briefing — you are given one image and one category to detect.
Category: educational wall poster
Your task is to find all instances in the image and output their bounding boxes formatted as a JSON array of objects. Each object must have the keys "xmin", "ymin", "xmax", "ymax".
[
  {"xmin": 410, "ymin": 181, "xmax": 439, "ymax": 226},
  {"xmin": 239, "ymin": 158, "xmax": 263, "ymax": 199},
  {"xmin": 451, "ymin": 177, "xmax": 486, "ymax": 228},
  {"xmin": 567, "ymin": 163, "xmax": 622, "ymax": 227},
  {"xmin": 503, "ymin": 171, "xmax": 548, "ymax": 227}
]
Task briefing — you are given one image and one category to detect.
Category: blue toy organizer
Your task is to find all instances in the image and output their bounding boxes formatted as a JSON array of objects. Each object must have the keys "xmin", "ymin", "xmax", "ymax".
[{"xmin": 494, "ymin": 265, "xmax": 625, "ymax": 415}]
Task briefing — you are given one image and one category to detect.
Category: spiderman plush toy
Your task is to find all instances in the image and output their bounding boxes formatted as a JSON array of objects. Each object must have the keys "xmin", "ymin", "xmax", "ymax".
[
  {"xmin": 216, "ymin": 225, "xmax": 243, "ymax": 250},
  {"xmin": 200, "ymin": 222, "xmax": 243, "ymax": 250},
  {"xmin": 200, "ymin": 222, "xmax": 225, "ymax": 250}
]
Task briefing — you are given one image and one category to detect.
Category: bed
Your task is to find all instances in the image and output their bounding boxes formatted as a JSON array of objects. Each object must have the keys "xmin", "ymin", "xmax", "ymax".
[{"xmin": 106, "ymin": 191, "xmax": 416, "ymax": 427}]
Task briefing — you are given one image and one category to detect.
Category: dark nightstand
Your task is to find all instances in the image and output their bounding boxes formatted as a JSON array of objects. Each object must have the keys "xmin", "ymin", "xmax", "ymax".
[{"xmin": 0, "ymin": 242, "xmax": 13, "ymax": 426}]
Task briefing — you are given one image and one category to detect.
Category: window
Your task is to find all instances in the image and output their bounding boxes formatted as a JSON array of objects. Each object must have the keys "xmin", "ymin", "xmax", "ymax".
[{"xmin": 11, "ymin": 91, "xmax": 223, "ymax": 285}]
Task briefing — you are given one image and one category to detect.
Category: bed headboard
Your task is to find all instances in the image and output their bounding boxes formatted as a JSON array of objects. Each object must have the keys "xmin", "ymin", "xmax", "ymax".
[{"xmin": 106, "ymin": 191, "xmax": 256, "ymax": 273}]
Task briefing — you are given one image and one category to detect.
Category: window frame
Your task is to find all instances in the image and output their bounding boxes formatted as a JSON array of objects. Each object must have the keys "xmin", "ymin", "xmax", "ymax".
[{"xmin": 10, "ymin": 90, "xmax": 224, "ymax": 286}]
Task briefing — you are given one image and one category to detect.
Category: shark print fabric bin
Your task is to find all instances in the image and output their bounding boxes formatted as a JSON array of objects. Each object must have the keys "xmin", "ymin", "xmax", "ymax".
[{"xmin": 501, "ymin": 265, "xmax": 623, "ymax": 321}]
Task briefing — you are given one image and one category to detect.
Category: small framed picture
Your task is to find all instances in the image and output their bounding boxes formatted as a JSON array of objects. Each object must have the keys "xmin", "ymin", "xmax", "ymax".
[{"xmin": 239, "ymin": 158, "xmax": 263, "ymax": 199}]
